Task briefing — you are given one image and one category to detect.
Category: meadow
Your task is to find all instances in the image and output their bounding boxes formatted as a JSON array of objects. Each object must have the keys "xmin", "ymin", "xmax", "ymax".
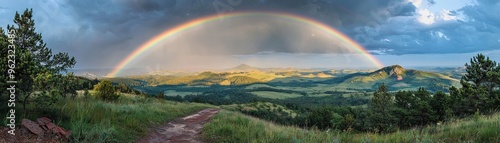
[
  {"xmin": 202, "ymin": 110, "xmax": 500, "ymax": 143},
  {"xmin": 24, "ymin": 92, "xmax": 214, "ymax": 143}
]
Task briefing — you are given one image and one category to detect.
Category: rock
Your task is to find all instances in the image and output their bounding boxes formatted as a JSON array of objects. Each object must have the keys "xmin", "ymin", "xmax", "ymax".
[
  {"xmin": 21, "ymin": 119, "xmax": 44, "ymax": 136},
  {"xmin": 54, "ymin": 126, "xmax": 67, "ymax": 136},
  {"xmin": 65, "ymin": 130, "xmax": 72, "ymax": 139},
  {"xmin": 40, "ymin": 125, "xmax": 48, "ymax": 131},
  {"xmin": 397, "ymin": 75, "xmax": 403, "ymax": 81},
  {"xmin": 36, "ymin": 117, "xmax": 51, "ymax": 126},
  {"xmin": 21, "ymin": 117, "xmax": 72, "ymax": 140},
  {"xmin": 45, "ymin": 122, "xmax": 57, "ymax": 131}
]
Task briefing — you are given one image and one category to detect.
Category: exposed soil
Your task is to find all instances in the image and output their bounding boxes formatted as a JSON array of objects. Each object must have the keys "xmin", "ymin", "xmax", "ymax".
[{"xmin": 137, "ymin": 108, "xmax": 220, "ymax": 143}]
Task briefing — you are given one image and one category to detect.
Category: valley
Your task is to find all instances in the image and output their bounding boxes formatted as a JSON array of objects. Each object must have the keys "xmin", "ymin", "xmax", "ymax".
[{"xmin": 104, "ymin": 64, "xmax": 462, "ymax": 101}]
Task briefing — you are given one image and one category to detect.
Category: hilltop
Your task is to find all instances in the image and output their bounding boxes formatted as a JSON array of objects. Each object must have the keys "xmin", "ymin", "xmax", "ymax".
[
  {"xmin": 325, "ymin": 65, "xmax": 460, "ymax": 92},
  {"xmin": 99, "ymin": 65, "xmax": 461, "ymax": 94},
  {"xmin": 226, "ymin": 64, "xmax": 261, "ymax": 72}
]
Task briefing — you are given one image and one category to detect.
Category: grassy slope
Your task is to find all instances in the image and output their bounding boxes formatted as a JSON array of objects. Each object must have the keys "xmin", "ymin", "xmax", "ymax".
[
  {"xmin": 202, "ymin": 110, "xmax": 500, "ymax": 143},
  {"xmin": 48, "ymin": 94, "xmax": 213, "ymax": 143},
  {"xmin": 250, "ymin": 91, "xmax": 303, "ymax": 99},
  {"xmin": 221, "ymin": 102, "xmax": 298, "ymax": 118}
]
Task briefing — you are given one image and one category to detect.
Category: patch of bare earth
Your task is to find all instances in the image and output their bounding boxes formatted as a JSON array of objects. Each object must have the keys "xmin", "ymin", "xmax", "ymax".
[{"xmin": 137, "ymin": 108, "xmax": 220, "ymax": 143}]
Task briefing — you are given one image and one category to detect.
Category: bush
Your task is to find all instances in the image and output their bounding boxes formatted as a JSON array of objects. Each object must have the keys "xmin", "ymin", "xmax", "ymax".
[{"xmin": 94, "ymin": 80, "xmax": 120, "ymax": 101}]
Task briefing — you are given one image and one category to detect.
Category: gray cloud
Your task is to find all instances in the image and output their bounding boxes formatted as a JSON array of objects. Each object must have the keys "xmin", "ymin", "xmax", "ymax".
[
  {"xmin": 427, "ymin": 0, "xmax": 436, "ymax": 5},
  {"xmin": 51, "ymin": 0, "xmax": 419, "ymax": 68},
  {"xmin": 354, "ymin": 0, "xmax": 500, "ymax": 55},
  {"xmin": 1, "ymin": 0, "xmax": 498, "ymax": 69}
]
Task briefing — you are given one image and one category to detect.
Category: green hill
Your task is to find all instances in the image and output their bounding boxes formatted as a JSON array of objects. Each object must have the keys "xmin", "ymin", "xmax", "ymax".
[
  {"xmin": 326, "ymin": 65, "xmax": 460, "ymax": 92},
  {"xmin": 226, "ymin": 64, "xmax": 261, "ymax": 72},
  {"xmin": 106, "ymin": 65, "xmax": 460, "ymax": 93}
]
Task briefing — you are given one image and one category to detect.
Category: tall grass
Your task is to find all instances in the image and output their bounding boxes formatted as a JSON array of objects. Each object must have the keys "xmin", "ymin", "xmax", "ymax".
[
  {"xmin": 45, "ymin": 95, "xmax": 213, "ymax": 142},
  {"xmin": 202, "ymin": 110, "xmax": 500, "ymax": 143}
]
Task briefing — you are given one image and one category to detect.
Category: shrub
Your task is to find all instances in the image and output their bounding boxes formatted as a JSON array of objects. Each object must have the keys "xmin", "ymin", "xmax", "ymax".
[{"xmin": 94, "ymin": 80, "xmax": 120, "ymax": 101}]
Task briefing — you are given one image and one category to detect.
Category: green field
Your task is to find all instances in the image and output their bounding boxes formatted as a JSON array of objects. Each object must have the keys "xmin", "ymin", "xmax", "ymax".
[
  {"xmin": 221, "ymin": 102, "xmax": 298, "ymax": 118},
  {"xmin": 251, "ymin": 91, "xmax": 303, "ymax": 99},
  {"xmin": 163, "ymin": 90, "xmax": 200, "ymax": 97},
  {"xmin": 23, "ymin": 93, "xmax": 214, "ymax": 143}
]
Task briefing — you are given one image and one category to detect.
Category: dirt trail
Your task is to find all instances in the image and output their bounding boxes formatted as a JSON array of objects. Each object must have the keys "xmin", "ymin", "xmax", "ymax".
[{"xmin": 137, "ymin": 108, "xmax": 220, "ymax": 143}]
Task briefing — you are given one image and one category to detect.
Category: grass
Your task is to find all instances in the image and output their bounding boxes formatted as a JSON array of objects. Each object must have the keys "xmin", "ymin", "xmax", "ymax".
[
  {"xmin": 227, "ymin": 71, "xmax": 281, "ymax": 82},
  {"xmin": 27, "ymin": 93, "xmax": 214, "ymax": 143},
  {"xmin": 251, "ymin": 91, "xmax": 303, "ymax": 99},
  {"xmin": 202, "ymin": 110, "xmax": 500, "ymax": 143},
  {"xmin": 221, "ymin": 102, "xmax": 298, "ymax": 118},
  {"xmin": 163, "ymin": 90, "xmax": 200, "ymax": 97}
]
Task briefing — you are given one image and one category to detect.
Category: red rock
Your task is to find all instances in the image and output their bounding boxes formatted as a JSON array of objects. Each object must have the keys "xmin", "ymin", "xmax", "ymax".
[
  {"xmin": 65, "ymin": 130, "xmax": 72, "ymax": 139},
  {"xmin": 41, "ymin": 125, "xmax": 48, "ymax": 131},
  {"xmin": 21, "ymin": 119, "xmax": 44, "ymax": 136},
  {"xmin": 45, "ymin": 122, "xmax": 57, "ymax": 130},
  {"xmin": 36, "ymin": 117, "xmax": 51, "ymax": 126},
  {"xmin": 55, "ymin": 126, "xmax": 67, "ymax": 136}
]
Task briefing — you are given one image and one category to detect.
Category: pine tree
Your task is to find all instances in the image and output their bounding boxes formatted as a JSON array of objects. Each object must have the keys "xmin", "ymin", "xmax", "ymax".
[
  {"xmin": 414, "ymin": 87, "xmax": 434, "ymax": 126},
  {"xmin": 393, "ymin": 91, "xmax": 417, "ymax": 128},
  {"xmin": 463, "ymin": 54, "xmax": 497, "ymax": 92},
  {"xmin": 367, "ymin": 83, "xmax": 395, "ymax": 132},
  {"xmin": 5, "ymin": 9, "xmax": 76, "ymax": 115},
  {"xmin": 461, "ymin": 54, "xmax": 497, "ymax": 114},
  {"xmin": 0, "ymin": 28, "xmax": 10, "ymax": 115},
  {"xmin": 430, "ymin": 91, "xmax": 450, "ymax": 122}
]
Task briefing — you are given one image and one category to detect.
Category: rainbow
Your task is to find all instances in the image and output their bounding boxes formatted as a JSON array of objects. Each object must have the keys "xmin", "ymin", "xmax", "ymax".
[{"xmin": 107, "ymin": 11, "xmax": 383, "ymax": 77}]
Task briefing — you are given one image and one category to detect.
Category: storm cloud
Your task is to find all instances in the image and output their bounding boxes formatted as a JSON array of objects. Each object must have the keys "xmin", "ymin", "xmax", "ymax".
[{"xmin": 0, "ymin": 0, "xmax": 498, "ymax": 69}]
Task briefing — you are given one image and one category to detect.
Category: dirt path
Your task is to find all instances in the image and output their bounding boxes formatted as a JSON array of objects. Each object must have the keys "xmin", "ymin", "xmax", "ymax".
[{"xmin": 137, "ymin": 108, "xmax": 220, "ymax": 143}]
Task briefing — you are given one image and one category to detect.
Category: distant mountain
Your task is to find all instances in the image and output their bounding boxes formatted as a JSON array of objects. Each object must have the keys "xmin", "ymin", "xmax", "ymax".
[
  {"xmin": 410, "ymin": 66, "xmax": 466, "ymax": 78},
  {"xmin": 324, "ymin": 65, "xmax": 461, "ymax": 92},
  {"xmin": 225, "ymin": 64, "xmax": 261, "ymax": 72},
  {"xmin": 105, "ymin": 65, "xmax": 461, "ymax": 92},
  {"xmin": 70, "ymin": 68, "xmax": 150, "ymax": 78}
]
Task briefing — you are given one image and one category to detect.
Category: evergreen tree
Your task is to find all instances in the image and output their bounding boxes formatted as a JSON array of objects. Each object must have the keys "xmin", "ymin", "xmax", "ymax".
[
  {"xmin": 367, "ymin": 83, "xmax": 395, "ymax": 132},
  {"xmin": 430, "ymin": 91, "xmax": 450, "ymax": 122},
  {"xmin": 307, "ymin": 107, "xmax": 333, "ymax": 130},
  {"xmin": 463, "ymin": 54, "xmax": 498, "ymax": 92},
  {"xmin": 414, "ymin": 87, "xmax": 434, "ymax": 126},
  {"xmin": 0, "ymin": 28, "xmax": 9, "ymax": 115},
  {"xmin": 393, "ymin": 91, "xmax": 417, "ymax": 128},
  {"xmin": 462, "ymin": 54, "xmax": 498, "ymax": 112},
  {"xmin": 3, "ymin": 9, "xmax": 76, "ymax": 115}
]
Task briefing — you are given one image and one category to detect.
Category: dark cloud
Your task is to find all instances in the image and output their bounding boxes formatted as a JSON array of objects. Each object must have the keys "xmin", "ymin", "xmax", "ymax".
[
  {"xmin": 55, "ymin": 0, "xmax": 419, "ymax": 68},
  {"xmin": 389, "ymin": 2, "xmax": 417, "ymax": 16},
  {"xmin": 356, "ymin": 0, "xmax": 500, "ymax": 55},
  {"xmin": 460, "ymin": 0, "xmax": 500, "ymax": 29},
  {"xmin": 427, "ymin": 0, "xmax": 436, "ymax": 5},
  {"xmin": 3, "ymin": 0, "xmax": 498, "ymax": 68}
]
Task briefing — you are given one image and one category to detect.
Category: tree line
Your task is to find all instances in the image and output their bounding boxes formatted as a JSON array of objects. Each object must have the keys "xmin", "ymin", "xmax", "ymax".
[{"xmin": 303, "ymin": 54, "xmax": 500, "ymax": 132}]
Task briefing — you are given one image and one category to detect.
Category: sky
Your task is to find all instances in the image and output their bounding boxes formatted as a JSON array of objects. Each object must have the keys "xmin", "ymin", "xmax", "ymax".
[{"xmin": 1, "ymin": 0, "xmax": 499, "ymax": 70}]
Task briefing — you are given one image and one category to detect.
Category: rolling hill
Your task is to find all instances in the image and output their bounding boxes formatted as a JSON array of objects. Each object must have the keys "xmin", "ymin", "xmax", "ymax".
[
  {"xmin": 103, "ymin": 65, "xmax": 461, "ymax": 93},
  {"xmin": 323, "ymin": 65, "xmax": 460, "ymax": 92},
  {"xmin": 225, "ymin": 64, "xmax": 261, "ymax": 73}
]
